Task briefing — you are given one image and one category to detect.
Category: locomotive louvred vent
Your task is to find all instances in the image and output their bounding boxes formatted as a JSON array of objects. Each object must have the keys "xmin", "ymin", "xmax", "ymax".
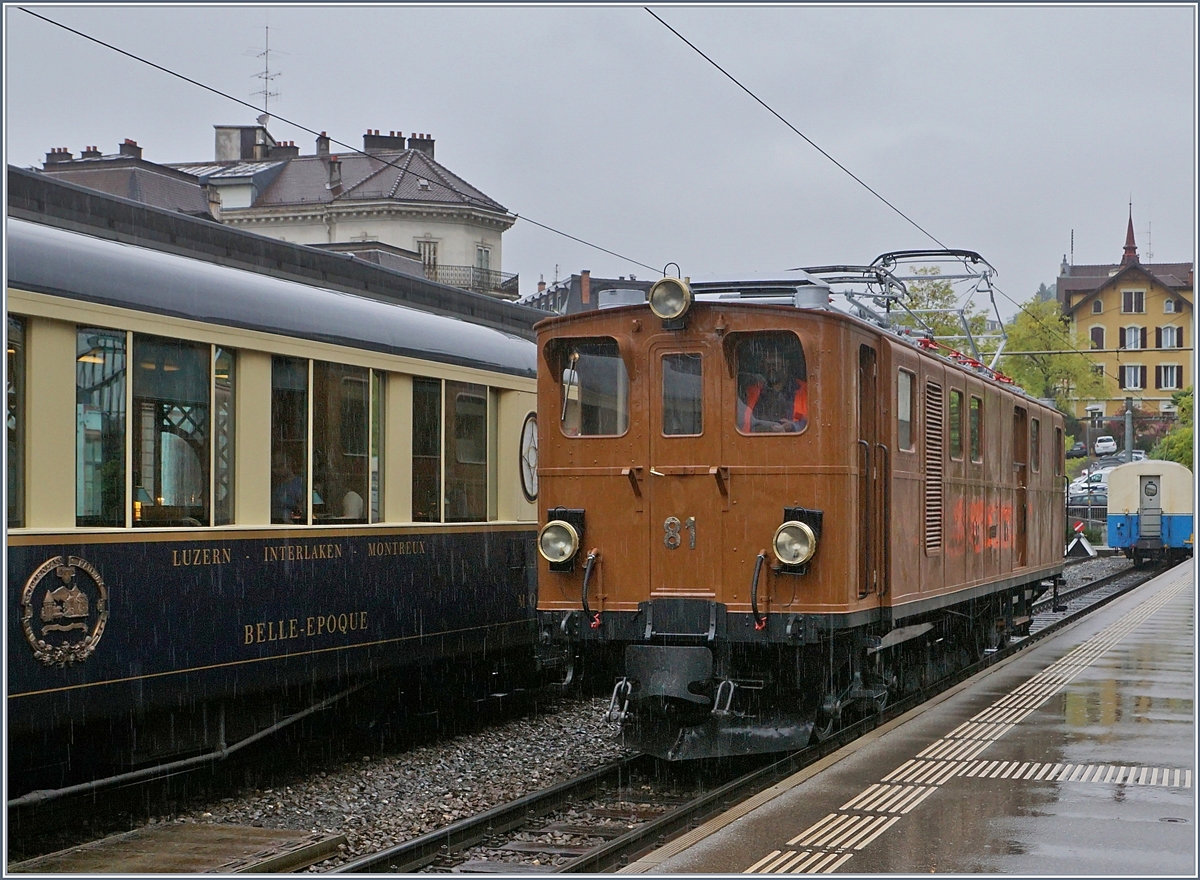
[{"xmin": 925, "ymin": 382, "xmax": 944, "ymax": 552}]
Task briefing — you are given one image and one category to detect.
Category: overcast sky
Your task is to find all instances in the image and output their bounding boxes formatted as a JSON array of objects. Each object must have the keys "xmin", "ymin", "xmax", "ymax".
[{"xmin": 5, "ymin": 4, "xmax": 1196, "ymax": 316}]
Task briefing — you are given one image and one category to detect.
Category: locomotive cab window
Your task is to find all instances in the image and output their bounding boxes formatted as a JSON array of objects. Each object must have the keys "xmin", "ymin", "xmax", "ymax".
[
  {"xmin": 731, "ymin": 332, "xmax": 807, "ymax": 434},
  {"xmin": 662, "ymin": 353, "xmax": 703, "ymax": 436},
  {"xmin": 897, "ymin": 370, "xmax": 915, "ymax": 451},
  {"xmin": 555, "ymin": 338, "xmax": 629, "ymax": 437}
]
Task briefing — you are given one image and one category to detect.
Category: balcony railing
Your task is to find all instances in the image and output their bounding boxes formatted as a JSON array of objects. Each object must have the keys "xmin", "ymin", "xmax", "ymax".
[{"xmin": 428, "ymin": 264, "xmax": 519, "ymax": 299}]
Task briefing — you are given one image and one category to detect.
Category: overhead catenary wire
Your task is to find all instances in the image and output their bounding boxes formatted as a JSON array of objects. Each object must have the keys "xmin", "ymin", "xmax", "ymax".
[
  {"xmin": 645, "ymin": 6, "xmax": 1178, "ymax": 407},
  {"xmin": 18, "ymin": 6, "xmax": 663, "ymax": 279}
]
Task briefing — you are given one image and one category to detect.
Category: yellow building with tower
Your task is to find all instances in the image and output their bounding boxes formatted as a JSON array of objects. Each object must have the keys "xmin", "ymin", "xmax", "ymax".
[{"xmin": 1057, "ymin": 213, "xmax": 1193, "ymax": 419}]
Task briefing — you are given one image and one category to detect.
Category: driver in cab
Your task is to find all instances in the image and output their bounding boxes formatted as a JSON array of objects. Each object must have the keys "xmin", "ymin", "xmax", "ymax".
[{"xmin": 738, "ymin": 346, "xmax": 807, "ymax": 433}]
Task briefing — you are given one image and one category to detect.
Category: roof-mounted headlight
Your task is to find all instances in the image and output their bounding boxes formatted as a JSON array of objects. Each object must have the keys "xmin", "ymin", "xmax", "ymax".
[
  {"xmin": 538, "ymin": 520, "xmax": 580, "ymax": 564},
  {"xmin": 648, "ymin": 276, "xmax": 693, "ymax": 321},
  {"xmin": 773, "ymin": 521, "xmax": 816, "ymax": 566}
]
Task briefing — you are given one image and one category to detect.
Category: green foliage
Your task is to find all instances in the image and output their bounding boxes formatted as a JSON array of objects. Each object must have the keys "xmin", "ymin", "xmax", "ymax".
[
  {"xmin": 999, "ymin": 297, "xmax": 1104, "ymax": 410},
  {"xmin": 1035, "ymin": 282, "xmax": 1056, "ymax": 302},
  {"xmin": 894, "ymin": 267, "xmax": 991, "ymax": 352},
  {"xmin": 1150, "ymin": 386, "xmax": 1194, "ymax": 467}
]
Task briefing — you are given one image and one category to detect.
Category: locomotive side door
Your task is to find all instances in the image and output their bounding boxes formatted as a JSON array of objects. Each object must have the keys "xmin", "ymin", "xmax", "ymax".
[
  {"xmin": 1013, "ymin": 407, "xmax": 1028, "ymax": 566},
  {"xmin": 858, "ymin": 344, "xmax": 887, "ymax": 597},
  {"xmin": 647, "ymin": 344, "xmax": 723, "ymax": 596}
]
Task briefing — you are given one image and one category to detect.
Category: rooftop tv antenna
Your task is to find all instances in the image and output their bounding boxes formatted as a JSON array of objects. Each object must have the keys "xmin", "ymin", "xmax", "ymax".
[{"xmin": 250, "ymin": 25, "xmax": 282, "ymax": 118}]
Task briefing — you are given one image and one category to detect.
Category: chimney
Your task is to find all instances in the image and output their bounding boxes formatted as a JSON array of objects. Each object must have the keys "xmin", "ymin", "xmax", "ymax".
[
  {"xmin": 79, "ymin": 145, "xmax": 102, "ymax": 159},
  {"xmin": 203, "ymin": 184, "xmax": 222, "ymax": 221},
  {"xmin": 118, "ymin": 138, "xmax": 142, "ymax": 160},
  {"xmin": 537, "ymin": 280, "xmax": 546, "ymax": 294},
  {"xmin": 327, "ymin": 155, "xmax": 343, "ymax": 194},
  {"xmin": 269, "ymin": 140, "xmax": 300, "ymax": 158},
  {"xmin": 316, "ymin": 131, "xmax": 330, "ymax": 157},
  {"xmin": 406, "ymin": 132, "xmax": 435, "ymax": 159},
  {"xmin": 43, "ymin": 147, "xmax": 74, "ymax": 166},
  {"xmin": 364, "ymin": 129, "xmax": 406, "ymax": 152},
  {"xmin": 581, "ymin": 270, "xmax": 591, "ymax": 305}
]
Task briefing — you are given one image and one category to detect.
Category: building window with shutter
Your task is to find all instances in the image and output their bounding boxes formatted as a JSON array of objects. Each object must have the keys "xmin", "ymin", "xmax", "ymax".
[
  {"xmin": 1157, "ymin": 365, "xmax": 1181, "ymax": 391},
  {"xmin": 1159, "ymin": 325, "xmax": 1183, "ymax": 348},
  {"xmin": 1164, "ymin": 299, "xmax": 1177, "ymax": 313},
  {"xmin": 1092, "ymin": 299, "xmax": 1103, "ymax": 314},
  {"xmin": 1119, "ymin": 365, "xmax": 1146, "ymax": 391},
  {"xmin": 1090, "ymin": 327, "xmax": 1104, "ymax": 350},
  {"xmin": 1122, "ymin": 290, "xmax": 1145, "ymax": 313},
  {"xmin": 1120, "ymin": 326, "xmax": 1145, "ymax": 350}
]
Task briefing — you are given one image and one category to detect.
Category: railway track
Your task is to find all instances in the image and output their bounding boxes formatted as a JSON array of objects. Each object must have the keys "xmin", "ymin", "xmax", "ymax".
[{"xmin": 329, "ymin": 558, "xmax": 1165, "ymax": 875}]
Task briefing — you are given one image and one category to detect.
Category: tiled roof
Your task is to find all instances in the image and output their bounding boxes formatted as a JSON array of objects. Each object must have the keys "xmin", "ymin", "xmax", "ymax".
[
  {"xmin": 249, "ymin": 149, "xmax": 508, "ymax": 213},
  {"xmin": 36, "ymin": 164, "xmax": 210, "ymax": 216}
]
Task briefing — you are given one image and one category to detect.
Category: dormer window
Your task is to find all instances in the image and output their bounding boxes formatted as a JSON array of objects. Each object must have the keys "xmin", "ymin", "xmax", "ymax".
[{"xmin": 417, "ymin": 178, "xmax": 430, "ymax": 190}]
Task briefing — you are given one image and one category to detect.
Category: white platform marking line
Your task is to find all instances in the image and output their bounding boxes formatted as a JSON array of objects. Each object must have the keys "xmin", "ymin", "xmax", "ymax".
[
  {"xmin": 858, "ymin": 785, "xmax": 904, "ymax": 813},
  {"xmin": 1185, "ymin": 770, "xmax": 1192, "ymax": 789},
  {"xmin": 1036, "ymin": 763, "xmax": 1058, "ymax": 780},
  {"xmin": 760, "ymin": 851, "xmax": 796, "ymax": 873},
  {"xmin": 821, "ymin": 852, "xmax": 855, "ymax": 873},
  {"xmin": 1103, "ymin": 765, "xmax": 1117, "ymax": 783},
  {"xmin": 853, "ymin": 815, "xmax": 901, "ymax": 850},
  {"xmin": 745, "ymin": 850, "xmax": 783, "ymax": 873},
  {"xmin": 808, "ymin": 852, "xmax": 843, "ymax": 873},
  {"xmin": 795, "ymin": 851, "xmax": 832, "ymax": 873},
  {"xmin": 787, "ymin": 813, "xmax": 841, "ymax": 846},
  {"xmin": 775, "ymin": 851, "xmax": 811, "ymax": 873},
  {"xmin": 840, "ymin": 784, "xmax": 881, "ymax": 811},
  {"xmin": 1069, "ymin": 765, "xmax": 1086, "ymax": 781},
  {"xmin": 1079, "ymin": 766, "xmax": 1098, "ymax": 782},
  {"xmin": 887, "ymin": 786, "xmax": 931, "ymax": 814},
  {"xmin": 883, "ymin": 759, "xmax": 916, "ymax": 782},
  {"xmin": 810, "ymin": 815, "xmax": 859, "ymax": 849},
  {"xmin": 1138, "ymin": 767, "xmax": 1149, "ymax": 785},
  {"xmin": 840, "ymin": 815, "xmax": 891, "ymax": 850},
  {"xmin": 1001, "ymin": 762, "xmax": 1026, "ymax": 779}
]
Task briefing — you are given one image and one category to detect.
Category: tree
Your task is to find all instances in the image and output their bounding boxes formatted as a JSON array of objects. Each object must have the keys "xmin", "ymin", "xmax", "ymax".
[
  {"xmin": 1150, "ymin": 386, "xmax": 1194, "ymax": 467},
  {"xmin": 1035, "ymin": 282, "xmax": 1056, "ymax": 302},
  {"xmin": 999, "ymin": 297, "xmax": 1105, "ymax": 411},
  {"xmin": 893, "ymin": 266, "xmax": 992, "ymax": 355}
]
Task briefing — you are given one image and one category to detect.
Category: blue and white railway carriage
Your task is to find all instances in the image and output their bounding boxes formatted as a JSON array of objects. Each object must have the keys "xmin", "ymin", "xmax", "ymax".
[
  {"xmin": 6, "ymin": 217, "xmax": 538, "ymax": 773},
  {"xmin": 1105, "ymin": 460, "xmax": 1194, "ymax": 563}
]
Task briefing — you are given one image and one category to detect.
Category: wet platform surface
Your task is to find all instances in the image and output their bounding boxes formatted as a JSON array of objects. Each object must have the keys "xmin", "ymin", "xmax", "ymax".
[
  {"xmin": 7, "ymin": 823, "xmax": 346, "ymax": 873},
  {"xmin": 626, "ymin": 562, "xmax": 1195, "ymax": 875}
]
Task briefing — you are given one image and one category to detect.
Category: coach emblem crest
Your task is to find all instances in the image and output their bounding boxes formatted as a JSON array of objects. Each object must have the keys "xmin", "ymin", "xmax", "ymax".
[{"xmin": 21, "ymin": 556, "xmax": 109, "ymax": 667}]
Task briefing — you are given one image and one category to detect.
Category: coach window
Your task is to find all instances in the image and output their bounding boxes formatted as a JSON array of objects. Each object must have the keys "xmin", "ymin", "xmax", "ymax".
[
  {"xmin": 446, "ymin": 381, "xmax": 488, "ymax": 522},
  {"xmin": 271, "ymin": 356, "xmax": 309, "ymax": 524},
  {"xmin": 7, "ymin": 316, "xmax": 25, "ymax": 528},
  {"xmin": 558, "ymin": 339, "xmax": 629, "ymax": 437},
  {"xmin": 948, "ymin": 389, "xmax": 963, "ymax": 459},
  {"xmin": 1030, "ymin": 419, "xmax": 1041, "ymax": 472},
  {"xmin": 412, "ymin": 377, "xmax": 442, "ymax": 522},
  {"xmin": 77, "ymin": 328, "xmax": 127, "ymax": 527},
  {"xmin": 896, "ymin": 370, "xmax": 915, "ymax": 451},
  {"xmin": 1055, "ymin": 427, "xmax": 1063, "ymax": 476},
  {"xmin": 132, "ymin": 335, "xmax": 211, "ymax": 527},
  {"xmin": 969, "ymin": 395, "xmax": 983, "ymax": 463},
  {"xmin": 312, "ymin": 362, "xmax": 372, "ymax": 524},
  {"xmin": 214, "ymin": 348, "xmax": 235, "ymax": 525},
  {"xmin": 662, "ymin": 353, "xmax": 703, "ymax": 435},
  {"xmin": 731, "ymin": 332, "xmax": 807, "ymax": 434}
]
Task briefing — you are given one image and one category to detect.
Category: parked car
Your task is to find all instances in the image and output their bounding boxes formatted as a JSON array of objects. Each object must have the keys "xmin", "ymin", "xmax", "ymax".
[
  {"xmin": 1094, "ymin": 435, "xmax": 1118, "ymax": 455},
  {"xmin": 1132, "ymin": 449, "xmax": 1147, "ymax": 461},
  {"xmin": 1066, "ymin": 441, "xmax": 1088, "ymax": 458},
  {"xmin": 1068, "ymin": 491, "xmax": 1108, "ymax": 507},
  {"xmin": 1069, "ymin": 470, "xmax": 1111, "ymax": 494}
]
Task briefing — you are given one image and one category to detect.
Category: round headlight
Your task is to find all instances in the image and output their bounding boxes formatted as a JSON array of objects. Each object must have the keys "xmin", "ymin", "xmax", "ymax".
[
  {"xmin": 648, "ymin": 277, "xmax": 693, "ymax": 320},
  {"xmin": 538, "ymin": 520, "xmax": 580, "ymax": 564},
  {"xmin": 773, "ymin": 521, "xmax": 816, "ymax": 566}
]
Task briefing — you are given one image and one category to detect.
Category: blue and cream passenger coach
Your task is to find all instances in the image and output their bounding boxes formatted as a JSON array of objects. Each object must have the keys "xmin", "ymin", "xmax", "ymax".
[{"xmin": 5, "ymin": 168, "xmax": 540, "ymax": 780}]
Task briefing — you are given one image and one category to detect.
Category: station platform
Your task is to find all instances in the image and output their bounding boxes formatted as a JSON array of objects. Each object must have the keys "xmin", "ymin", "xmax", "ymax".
[{"xmin": 624, "ymin": 562, "xmax": 1195, "ymax": 875}]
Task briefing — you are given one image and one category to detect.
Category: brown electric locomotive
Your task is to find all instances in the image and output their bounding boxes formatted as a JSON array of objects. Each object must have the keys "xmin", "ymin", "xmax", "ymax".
[{"xmin": 534, "ymin": 251, "xmax": 1065, "ymax": 759}]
